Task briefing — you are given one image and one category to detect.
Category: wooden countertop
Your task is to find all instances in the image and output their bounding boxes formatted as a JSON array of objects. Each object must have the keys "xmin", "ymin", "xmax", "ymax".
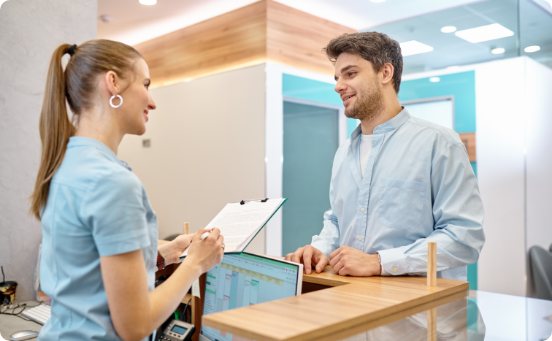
[{"xmin": 202, "ymin": 266, "xmax": 468, "ymax": 341}]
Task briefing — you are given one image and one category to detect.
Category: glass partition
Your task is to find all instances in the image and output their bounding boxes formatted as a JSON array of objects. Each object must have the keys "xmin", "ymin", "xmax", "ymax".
[{"xmin": 366, "ymin": 0, "xmax": 552, "ymax": 73}]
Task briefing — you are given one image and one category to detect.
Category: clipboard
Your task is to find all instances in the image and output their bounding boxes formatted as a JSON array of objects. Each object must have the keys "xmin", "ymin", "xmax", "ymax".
[{"xmin": 180, "ymin": 198, "xmax": 287, "ymax": 258}]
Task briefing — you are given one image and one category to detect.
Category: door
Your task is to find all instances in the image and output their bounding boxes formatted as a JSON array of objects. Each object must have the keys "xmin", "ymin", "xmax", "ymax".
[{"xmin": 282, "ymin": 101, "xmax": 340, "ymax": 255}]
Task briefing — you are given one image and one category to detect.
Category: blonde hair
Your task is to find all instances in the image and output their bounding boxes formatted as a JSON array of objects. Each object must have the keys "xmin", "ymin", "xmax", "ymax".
[{"xmin": 30, "ymin": 40, "xmax": 142, "ymax": 220}]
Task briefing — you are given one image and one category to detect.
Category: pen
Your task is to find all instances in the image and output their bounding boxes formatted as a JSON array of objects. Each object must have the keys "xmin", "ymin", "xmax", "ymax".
[{"xmin": 200, "ymin": 228, "xmax": 213, "ymax": 240}]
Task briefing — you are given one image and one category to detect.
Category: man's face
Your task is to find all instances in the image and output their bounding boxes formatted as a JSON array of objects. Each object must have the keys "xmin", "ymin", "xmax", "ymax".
[{"xmin": 334, "ymin": 53, "xmax": 384, "ymax": 122}]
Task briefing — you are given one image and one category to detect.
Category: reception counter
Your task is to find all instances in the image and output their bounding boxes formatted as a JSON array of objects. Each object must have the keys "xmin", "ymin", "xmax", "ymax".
[
  {"xmin": 2, "ymin": 266, "xmax": 551, "ymax": 341},
  {"xmin": 201, "ymin": 265, "xmax": 468, "ymax": 341}
]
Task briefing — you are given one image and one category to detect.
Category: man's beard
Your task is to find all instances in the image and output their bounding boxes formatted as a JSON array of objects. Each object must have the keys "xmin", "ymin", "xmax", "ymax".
[{"xmin": 344, "ymin": 81, "xmax": 385, "ymax": 123}]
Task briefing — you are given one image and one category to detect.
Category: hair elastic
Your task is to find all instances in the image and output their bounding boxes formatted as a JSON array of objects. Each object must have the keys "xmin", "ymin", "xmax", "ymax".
[{"xmin": 68, "ymin": 44, "xmax": 77, "ymax": 57}]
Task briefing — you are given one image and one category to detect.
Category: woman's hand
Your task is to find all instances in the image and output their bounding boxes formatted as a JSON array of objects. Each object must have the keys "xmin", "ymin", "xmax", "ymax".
[
  {"xmin": 184, "ymin": 228, "xmax": 224, "ymax": 274},
  {"xmin": 158, "ymin": 233, "xmax": 195, "ymax": 266}
]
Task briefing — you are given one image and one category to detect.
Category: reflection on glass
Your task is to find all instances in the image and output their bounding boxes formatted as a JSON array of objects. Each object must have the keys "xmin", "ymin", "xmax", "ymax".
[
  {"xmin": 366, "ymin": 0, "xmax": 519, "ymax": 73},
  {"xmin": 520, "ymin": 0, "xmax": 552, "ymax": 68},
  {"xmin": 337, "ymin": 298, "xmax": 485, "ymax": 341},
  {"xmin": 364, "ymin": 0, "xmax": 552, "ymax": 72}
]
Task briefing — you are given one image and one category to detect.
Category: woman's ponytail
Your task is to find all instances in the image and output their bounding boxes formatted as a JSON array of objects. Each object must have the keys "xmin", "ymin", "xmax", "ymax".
[
  {"xmin": 29, "ymin": 40, "xmax": 142, "ymax": 220},
  {"xmin": 30, "ymin": 44, "xmax": 76, "ymax": 220}
]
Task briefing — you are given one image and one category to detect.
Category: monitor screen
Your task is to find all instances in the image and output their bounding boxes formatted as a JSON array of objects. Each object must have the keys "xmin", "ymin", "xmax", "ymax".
[{"xmin": 201, "ymin": 252, "xmax": 301, "ymax": 341}]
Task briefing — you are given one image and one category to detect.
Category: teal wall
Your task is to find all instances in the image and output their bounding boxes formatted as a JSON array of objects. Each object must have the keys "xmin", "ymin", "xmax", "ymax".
[
  {"xmin": 399, "ymin": 71, "xmax": 476, "ymax": 133},
  {"xmin": 283, "ymin": 72, "xmax": 479, "ymax": 289},
  {"xmin": 282, "ymin": 74, "xmax": 341, "ymax": 106},
  {"xmin": 282, "ymin": 74, "xmax": 360, "ymax": 135}
]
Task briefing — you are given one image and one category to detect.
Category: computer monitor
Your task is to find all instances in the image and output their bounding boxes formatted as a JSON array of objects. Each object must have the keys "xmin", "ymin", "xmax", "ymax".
[{"xmin": 201, "ymin": 252, "xmax": 303, "ymax": 341}]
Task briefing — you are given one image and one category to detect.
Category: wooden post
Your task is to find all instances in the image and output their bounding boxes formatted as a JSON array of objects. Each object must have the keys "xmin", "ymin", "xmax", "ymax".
[
  {"xmin": 427, "ymin": 241, "xmax": 437, "ymax": 287},
  {"xmin": 191, "ymin": 273, "xmax": 206, "ymax": 341},
  {"xmin": 427, "ymin": 307, "xmax": 437, "ymax": 341},
  {"xmin": 183, "ymin": 222, "xmax": 190, "ymax": 235}
]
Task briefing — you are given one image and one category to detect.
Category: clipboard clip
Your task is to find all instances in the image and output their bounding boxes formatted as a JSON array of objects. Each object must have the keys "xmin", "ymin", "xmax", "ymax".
[{"xmin": 240, "ymin": 198, "xmax": 269, "ymax": 205}]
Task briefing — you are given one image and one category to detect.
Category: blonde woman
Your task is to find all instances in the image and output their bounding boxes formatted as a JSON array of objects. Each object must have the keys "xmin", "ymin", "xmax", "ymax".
[{"xmin": 30, "ymin": 40, "xmax": 224, "ymax": 340}]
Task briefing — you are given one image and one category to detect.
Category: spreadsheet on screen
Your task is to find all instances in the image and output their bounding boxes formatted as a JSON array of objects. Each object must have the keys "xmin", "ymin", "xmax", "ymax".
[{"xmin": 201, "ymin": 253, "xmax": 300, "ymax": 341}]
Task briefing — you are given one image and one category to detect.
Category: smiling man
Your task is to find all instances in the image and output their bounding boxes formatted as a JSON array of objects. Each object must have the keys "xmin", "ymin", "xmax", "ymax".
[{"xmin": 285, "ymin": 32, "xmax": 485, "ymax": 280}]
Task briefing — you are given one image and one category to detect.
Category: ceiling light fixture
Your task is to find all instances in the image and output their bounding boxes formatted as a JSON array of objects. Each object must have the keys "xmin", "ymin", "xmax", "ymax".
[
  {"xmin": 441, "ymin": 26, "xmax": 457, "ymax": 33},
  {"xmin": 429, "ymin": 77, "xmax": 441, "ymax": 83},
  {"xmin": 491, "ymin": 47, "xmax": 505, "ymax": 54},
  {"xmin": 399, "ymin": 41, "xmax": 434, "ymax": 57},
  {"xmin": 139, "ymin": 0, "xmax": 157, "ymax": 5},
  {"xmin": 446, "ymin": 66, "xmax": 460, "ymax": 70},
  {"xmin": 455, "ymin": 23, "xmax": 514, "ymax": 43},
  {"xmin": 524, "ymin": 45, "xmax": 541, "ymax": 53}
]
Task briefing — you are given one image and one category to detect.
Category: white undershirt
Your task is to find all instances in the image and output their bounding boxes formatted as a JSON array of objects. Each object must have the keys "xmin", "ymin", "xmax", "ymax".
[{"xmin": 359, "ymin": 134, "xmax": 373, "ymax": 178}]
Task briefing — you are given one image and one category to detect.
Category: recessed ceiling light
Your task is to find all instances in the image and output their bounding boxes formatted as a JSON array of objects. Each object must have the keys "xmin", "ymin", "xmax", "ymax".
[
  {"xmin": 139, "ymin": 0, "xmax": 157, "ymax": 5},
  {"xmin": 441, "ymin": 26, "xmax": 457, "ymax": 33},
  {"xmin": 455, "ymin": 23, "xmax": 514, "ymax": 43},
  {"xmin": 429, "ymin": 77, "xmax": 441, "ymax": 83},
  {"xmin": 491, "ymin": 47, "xmax": 505, "ymax": 54},
  {"xmin": 524, "ymin": 45, "xmax": 541, "ymax": 53},
  {"xmin": 399, "ymin": 41, "xmax": 434, "ymax": 57}
]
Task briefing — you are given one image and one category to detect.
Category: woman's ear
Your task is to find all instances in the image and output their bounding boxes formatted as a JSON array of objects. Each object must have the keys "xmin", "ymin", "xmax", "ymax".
[{"xmin": 104, "ymin": 71, "xmax": 120, "ymax": 97}]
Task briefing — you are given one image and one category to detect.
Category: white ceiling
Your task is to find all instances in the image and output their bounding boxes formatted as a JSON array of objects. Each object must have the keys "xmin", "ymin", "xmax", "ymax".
[
  {"xmin": 97, "ymin": 0, "xmax": 484, "ymax": 46},
  {"xmin": 97, "ymin": 0, "xmax": 259, "ymax": 46}
]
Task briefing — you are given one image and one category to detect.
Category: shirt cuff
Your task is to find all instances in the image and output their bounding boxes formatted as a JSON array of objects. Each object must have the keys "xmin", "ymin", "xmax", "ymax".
[
  {"xmin": 377, "ymin": 248, "xmax": 409, "ymax": 276},
  {"xmin": 311, "ymin": 236, "xmax": 333, "ymax": 260}
]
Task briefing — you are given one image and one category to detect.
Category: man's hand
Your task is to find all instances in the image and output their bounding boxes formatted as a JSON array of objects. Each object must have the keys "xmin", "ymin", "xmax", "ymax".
[
  {"xmin": 158, "ymin": 233, "xmax": 196, "ymax": 266},
  {"xmin": 329, "ymin": 246, "xmax": 381, "ymax": 277},
  {"xmin": 284, "ymin": 245, "xmax": 328, "ymax": 274}
]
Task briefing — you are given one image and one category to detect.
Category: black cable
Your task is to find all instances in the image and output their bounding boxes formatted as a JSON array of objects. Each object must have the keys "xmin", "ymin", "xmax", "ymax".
[
  {"xmin": 0, "ymin": 301, "xmax": 44, "ymax": 322},
  {"xmin": 0, "ymin": 302, "xmax": 44, "ymax": 324},
  {"xmin": 183, "ymin": 298, "xmax": 192, "ymax": 323}
]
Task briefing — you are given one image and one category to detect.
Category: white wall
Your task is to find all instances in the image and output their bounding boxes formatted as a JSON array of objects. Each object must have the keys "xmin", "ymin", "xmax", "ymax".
[
  {"xmin": 525, "ymin": 59, "xmax": 552, "ymax": 253},
  {"xmin": 0, "ymin": 0, "xmax": 96, "ymax": 301},
  {"xmin": 118, "ymin": 64, "xmax": 267, "ymax": 254},
  {"xmin": 475, "ymin": 57, "xmax": 527, "ymax": 297}
]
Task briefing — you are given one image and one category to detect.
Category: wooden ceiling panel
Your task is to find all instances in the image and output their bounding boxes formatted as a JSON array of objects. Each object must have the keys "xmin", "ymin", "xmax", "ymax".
[
  {"xmin": 135, "ymin": 1, "xmax": 268, "ymax": 87},
  {"xmin": 134, "ymin": 0, "xmax": 356, "ymax": 88},
  {"xmin": 266, "ymin": 0, "xmax": 356, "ymax": 75}
]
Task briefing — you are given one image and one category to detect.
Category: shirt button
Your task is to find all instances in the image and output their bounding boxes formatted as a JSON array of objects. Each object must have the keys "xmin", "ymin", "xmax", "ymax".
[
  {"xmin": 358, "ymin": 236, "xmax": 362, "ymax": 241},
  {"xmin": 392, "ymin": 267, "xmax": 398, "ymax": 273},
  {"xmin": 360, "ymin": 207, "xmax": 365, "ymax": 212}
]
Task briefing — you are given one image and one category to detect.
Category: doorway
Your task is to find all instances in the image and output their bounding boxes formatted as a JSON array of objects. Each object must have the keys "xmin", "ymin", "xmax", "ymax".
[{"xmin": 282, "ymin": 101, "xmax": 340, "ymax": 255}]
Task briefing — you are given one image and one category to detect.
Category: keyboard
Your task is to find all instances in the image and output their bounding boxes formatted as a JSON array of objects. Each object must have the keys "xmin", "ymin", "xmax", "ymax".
[{"xmin": 21, "ymin": 304, "xmax": 51, "ymax": 325}]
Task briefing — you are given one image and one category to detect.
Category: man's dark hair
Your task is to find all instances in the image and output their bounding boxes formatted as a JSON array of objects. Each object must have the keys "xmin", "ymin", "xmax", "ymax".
[{"xmin": 324, "ymin": 32, "xmax": 403, "ymax": 93}]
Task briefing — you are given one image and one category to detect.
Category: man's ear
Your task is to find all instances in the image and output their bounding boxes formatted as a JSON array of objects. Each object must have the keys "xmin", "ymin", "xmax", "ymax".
[{"xmin": 381, "ymin": 63, "xmax": 395, "ymax": 86}]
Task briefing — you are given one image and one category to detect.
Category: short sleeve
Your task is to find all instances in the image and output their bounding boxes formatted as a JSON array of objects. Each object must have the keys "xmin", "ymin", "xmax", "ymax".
[{"xmin": 81, "ymin": 169, "xmax": 151, "ymax": 257}]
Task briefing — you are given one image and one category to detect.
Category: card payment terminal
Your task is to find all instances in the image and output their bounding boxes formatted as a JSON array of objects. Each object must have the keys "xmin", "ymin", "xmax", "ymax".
[{"xmin": 156, "ymin": 319, "xmax": 195, "ymax": 341}]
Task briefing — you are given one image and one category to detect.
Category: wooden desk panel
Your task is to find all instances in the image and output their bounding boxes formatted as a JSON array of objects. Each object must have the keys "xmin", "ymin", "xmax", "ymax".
[{"xmin": 202, "ymin": 267, "xmax": 468, "ymax": 341}]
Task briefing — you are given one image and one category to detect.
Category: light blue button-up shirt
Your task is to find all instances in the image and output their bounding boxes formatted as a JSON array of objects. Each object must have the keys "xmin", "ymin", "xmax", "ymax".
[
  {"xmin": 39, "ymin": 137, "xmax": 158, "ymax": 341},
  {"xmin": 311, "ymin": 109, "xmax": 485, "ymax": 280}
]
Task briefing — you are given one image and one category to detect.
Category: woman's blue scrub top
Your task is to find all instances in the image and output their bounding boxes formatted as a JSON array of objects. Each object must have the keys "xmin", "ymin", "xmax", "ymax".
[{"xmin": 38, "ymin": 137, "xmax": 158, "ymax": 340}]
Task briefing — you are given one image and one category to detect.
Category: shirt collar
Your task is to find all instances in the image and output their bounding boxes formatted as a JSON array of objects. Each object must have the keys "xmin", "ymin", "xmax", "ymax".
[
  {"xmin": 67, "ymin": 137, "xmax": 132, "ymax": 171},
  {"xmin": 350, "ymin": 107, "xmax": 411, "ymax": 141}
]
